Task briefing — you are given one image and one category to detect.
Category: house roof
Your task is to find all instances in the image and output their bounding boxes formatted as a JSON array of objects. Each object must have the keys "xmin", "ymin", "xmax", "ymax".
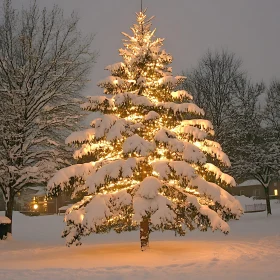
[
  {"xmin": 59, "ymin": 204, "xmax": 73, "ymax": 211},
  {"xmin": 28, "ymin": 186, "xmax": 44, "ymax": 191},
  {"xmin": 237, "ymin": 179, "xmax": 262, "ymax": 187},
  {"xmin": 27, "ymin": 186, "xmax": 46, "ymax": 196}
]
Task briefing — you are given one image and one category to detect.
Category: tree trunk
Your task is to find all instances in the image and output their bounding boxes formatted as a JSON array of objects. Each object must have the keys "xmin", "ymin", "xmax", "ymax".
[
  {"xmin": 264, "ymin": 187, "xmax": 272, "ymax": 215},
  {"xmin": 5, "ymin": 195, "xmax": 14, "ymax": 234},
  {"xmin": 140, "ymin": 217, "xmax": 149, "ymax": 251}
]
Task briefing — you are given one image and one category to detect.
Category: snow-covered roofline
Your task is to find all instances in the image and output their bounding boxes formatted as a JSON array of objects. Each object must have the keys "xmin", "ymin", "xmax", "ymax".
[{"xmin": 237, "ymin": 179, "xmax": 262, "ymax": 187}]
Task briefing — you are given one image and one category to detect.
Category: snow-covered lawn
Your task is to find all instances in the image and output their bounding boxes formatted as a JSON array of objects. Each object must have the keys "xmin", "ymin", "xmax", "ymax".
[{"xmin": 1, "ymin": 197, "xmax": 280, "ymax": 280}]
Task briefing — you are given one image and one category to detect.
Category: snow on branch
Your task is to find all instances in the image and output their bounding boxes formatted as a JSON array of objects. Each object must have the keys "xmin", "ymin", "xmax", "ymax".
[
  {"xmin": 158, "ymin": 76, "xmax": 186, "ymax": 86},
  {"xmin": 204, "ymin": 163, "xmax": 236, "ymax": 186},
  {"xmin": 83, "ymin": 93, "xmax": 204, "ymax": 117},
  {"xmin": 98, "ymin": 76, "xmax": 126, "ymax": 87},
  {"xmin": 73, "ymin": 142, "xmax": 111, "ymax": 159},
  {"xmin": 85, "ymin": 158, "xmax": 138, "ymax": 193},
  {"xmin": 97, "ymin": 76, "xmax": 136, "ymax": 94},
  {"xmin": 90, "ymin": 115, "xmax": 119, "ymax": 139},
  {"xmin": 123, "ymin": 134, "xmax": 156, "ymax": 156},
  {"xmin": 144, "ymin": 111, "xmax": 160, "ymax": 121},
  {"xmin": 64, "ymin": 189, "xmax": 134, "ymax": 246},
  {"xmin": 181, "ymin": 119, "xmax": 213, "ymax": 131},
  {"xmin": 199, "ymin": 206, "xmax": 230, "ymax": 233},
  {"xmin": 47, "ymin": 162, "xmax": 96, "ymax": 191},
  {"xmin": 80, "ymin": 96, "xmax": 114, "ymax": 112},
  {"xmin": 194, "ymin": 141, "xmax": 231, "ymax": 167},
  {"xmin": 181, "ymin": 142, "xmax": 206, "ymax": 163},
  {"xmin": 106, "ymin": 119, "xmax": 141, "ymax": 141},
  {"xmin": 189, "ymin": 177, "xmax": 242, "ymax": 216},
  {"xmin": 154, "ymin": 128, "xmax": 177, "ymax": 143},
  {"xmin": 171, "ymin": 90, "xmax": 193, "ymax": 101},
  {"xmin": 155, "ymin": 129, "xmax": 206, "ymax": 164},
  {"xmin": 173, "ymin": 125, "xmax": 208, "ymax": 141},
  {"xmin": 150, "ymin": 196, "xmax": 175, "ymax": 226},
  {"xmin": 105, "ymin": 62, "xmax": 126, "ymax": 73},
  {"xmin": 132, "ymin": 177, "xmax": 175, "ymax": 226},
  {"xmin": 151, "ymin": 160, "xmax": 196, "ymax": 181},
  {"xmin": 65, "ymin": 128, "xmax": 96, "ymax": 144},
  {"xmin": 164, "ymin": 182, "xmax": 233, "ymax": 234},
  {"xmin": 81, "ymin": 92, "xmax": 155, "ymax": 113},
  {"xmin": 181, "ymin": 119, "xmax": 214, "ymax": 136},
  {"xmin": 135, "ymin": 176, "xmax": 162, "ymax": 199},
  {"xmin": 114, "ymin": 92, "xmax": 153, "ymax": 107},
  {"xmin": 157, "ymin": 102, "xmax": 204, "ymax": 116},
  {"xmin": 66, "ymin": 115, "xmax": 142, "ymax": 145}
]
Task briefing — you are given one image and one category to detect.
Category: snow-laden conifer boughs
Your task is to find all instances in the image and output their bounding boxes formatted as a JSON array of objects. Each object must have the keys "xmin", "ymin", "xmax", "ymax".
[
  {"xmin": 85, "ymin": 158, "xmax": 139, "ymax": 193},
  {"xmin": 151, "ymin": 160, "xmax": 197, "ymax": 180},
  {"xmin": 203, "ymin": 163, "xmax": 236, "ymax": 186},
  {"xmin": 132, "ymin": 177, "xmax": 175, "ymax": 226},
  {"xmin": 145, "ymin": 111, "xmax": 160, "ymax": 121},
  {"xmin": 48, "ymin": 162, "xmax": 96, "ymax": 191},
  {"xmin": 48, "ymin": 9, "xmax": 242, "ymax": 247},
  {"xmin": 123, "ymin": 134, "xmax": 156, "ymax": 156},
  {"xmin": 171, "ymin": 90, "xmax": 193, "ymax": 101}
]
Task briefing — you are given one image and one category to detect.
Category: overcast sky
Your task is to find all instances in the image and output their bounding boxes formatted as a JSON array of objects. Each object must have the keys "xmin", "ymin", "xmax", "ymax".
[{"xmin": 14, "ymin": 0, "xmax": 280, "ymax": 96}]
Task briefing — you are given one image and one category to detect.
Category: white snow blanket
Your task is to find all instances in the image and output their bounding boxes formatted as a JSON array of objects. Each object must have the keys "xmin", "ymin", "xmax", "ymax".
[{"xmin": 1, "ymin": 198, "xmax": 280, "ymax": 280}]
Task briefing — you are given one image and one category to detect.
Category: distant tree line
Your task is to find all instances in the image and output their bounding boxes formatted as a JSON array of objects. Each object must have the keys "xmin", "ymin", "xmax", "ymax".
[{"xmin": 182, "ymin": 49, "xmax": 280, "ymax": 214}]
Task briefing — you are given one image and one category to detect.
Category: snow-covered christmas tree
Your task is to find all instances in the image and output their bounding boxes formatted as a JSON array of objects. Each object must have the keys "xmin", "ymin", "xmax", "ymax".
[{"xmin": 48, "ymin": 9, "xmax": 242, "ymax": 250}]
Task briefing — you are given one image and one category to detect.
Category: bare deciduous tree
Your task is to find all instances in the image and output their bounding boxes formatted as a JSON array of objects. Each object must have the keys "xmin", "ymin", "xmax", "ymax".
[
  {"xmin": 0, "ymin": 0, "xmax": 96, "ymax": 233},
  {"xmin": 221, "ymin": 77, "xmax": 264, "ymax": 162},
  {"xmin": 183, "ymin": 49, "xmax": 243, "ymax": 141},
  {"xmin": 265, "ymin": 80, "xmax": 280, "ymax": 137},
  {"xmin": 182, "ymin": 48, "xmax": 279, "ymax": 215}
]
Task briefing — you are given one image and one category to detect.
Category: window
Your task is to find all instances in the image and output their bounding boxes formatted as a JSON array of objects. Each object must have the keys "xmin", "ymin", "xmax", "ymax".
[
  {"xmin": 254, "ymin": 189, "xmax": 260, "ymax": 196},
  {"xmin": 274, "ymin": 189, "xmax": 278, "ymax": 196},
  {"xmin": 240, "ymin": 190, "xmax": 244, "ymax": 196}
]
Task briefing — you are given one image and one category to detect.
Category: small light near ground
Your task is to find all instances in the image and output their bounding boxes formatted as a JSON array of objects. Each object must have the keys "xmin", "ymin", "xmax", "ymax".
[{"xmin": 33, "ymin": 204, "xmax": 39, "ymax": 210}]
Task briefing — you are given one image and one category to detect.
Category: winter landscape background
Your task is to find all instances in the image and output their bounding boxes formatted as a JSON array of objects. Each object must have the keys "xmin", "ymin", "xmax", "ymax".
[{"xmin": 1, "ymin": 1, "xmax": 280, "ymax": 279}]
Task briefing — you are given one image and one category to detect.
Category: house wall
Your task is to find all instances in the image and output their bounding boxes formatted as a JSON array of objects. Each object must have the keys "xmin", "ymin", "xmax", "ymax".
[
  {"xmin": 15, "ymin": 189, "xmax": 39, "ymax": 211},
  {"xmin": 0, "ymin": 188, "xmax": 72, "ymax": 214},
  {"xmin": 228, "ymin": 180, "xmax": 280, "ymax": 199},
  {"xmin": 270, "ymin": 181, "xmax": 280, "ymax": 197},
  {"xmin": 44, "ymin": 194, "xmax": 72, "ymax": 214}
]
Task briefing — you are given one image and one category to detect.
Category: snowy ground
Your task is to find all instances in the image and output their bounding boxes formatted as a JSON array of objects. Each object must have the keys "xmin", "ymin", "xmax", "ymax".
[{"xmin": 1, "ymin": 196, "xmax": 280, "ymax": 280}]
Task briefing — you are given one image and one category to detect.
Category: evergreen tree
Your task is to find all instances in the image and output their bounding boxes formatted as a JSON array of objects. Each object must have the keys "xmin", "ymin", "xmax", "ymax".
[{"xmin": 48, "ymin": 10, "xmax": 242, "ymax": 250}]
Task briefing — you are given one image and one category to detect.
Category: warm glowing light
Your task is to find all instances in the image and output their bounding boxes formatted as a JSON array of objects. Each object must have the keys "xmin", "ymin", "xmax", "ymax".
[
  {"xmin": 53, "ymin": 8, "xmax": 242, "ymax": 247},
  {"xmin": 33, "ymin": 204, "xmax": 38, "ymax": 210}
]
